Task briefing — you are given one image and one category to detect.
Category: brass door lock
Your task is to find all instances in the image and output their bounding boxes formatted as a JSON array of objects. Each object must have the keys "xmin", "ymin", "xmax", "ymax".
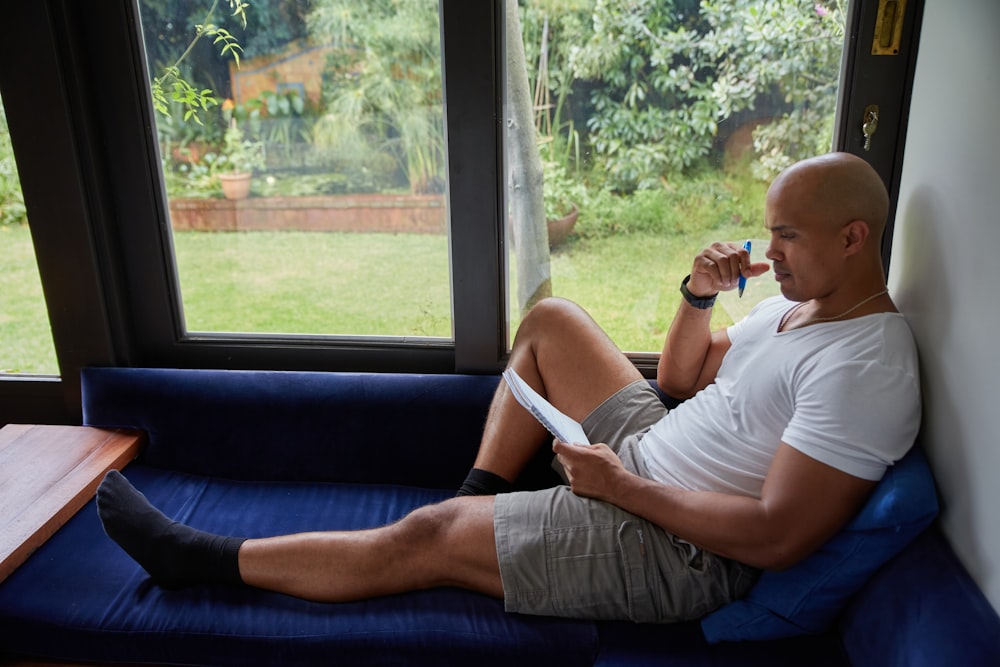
[{"xmin": 862, "ymin": 105, "xmax": 879, "ymax": 151}]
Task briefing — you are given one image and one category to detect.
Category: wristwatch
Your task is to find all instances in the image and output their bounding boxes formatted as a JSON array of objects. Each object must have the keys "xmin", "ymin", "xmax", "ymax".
[{"xmin": 680, "ymin": 275, "xmax": 717, "ymax": 309}]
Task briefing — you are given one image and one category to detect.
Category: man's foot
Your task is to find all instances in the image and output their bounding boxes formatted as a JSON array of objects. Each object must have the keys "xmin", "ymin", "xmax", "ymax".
[{"xmin": 96, "ymin": 470, "xmax": 245, "ymax": 588}]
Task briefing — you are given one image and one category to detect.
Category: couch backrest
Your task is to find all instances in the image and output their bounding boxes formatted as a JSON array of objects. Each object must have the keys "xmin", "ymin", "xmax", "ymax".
[{"xmin": 82, "ymin": 367, "xmax": 500, "ymax": 487}]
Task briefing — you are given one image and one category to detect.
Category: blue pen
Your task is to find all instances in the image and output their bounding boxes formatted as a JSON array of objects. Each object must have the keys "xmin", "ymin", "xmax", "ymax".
[{"xmin": 738, "ymin": 240, "xmax": 751, "ymax": 298}]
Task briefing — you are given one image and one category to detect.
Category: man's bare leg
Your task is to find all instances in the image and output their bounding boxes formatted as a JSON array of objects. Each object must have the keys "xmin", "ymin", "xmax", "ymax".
[
  {"xmin": 98, "ymin": 470, "xmax": 503, "ymax": 602},
  {"xmin": 240, "ymin": 497, "xmax": 502, "ymax": 602},
  {"xmin": 466, "ymin": 297, "xmax": 644, "ymax": 487}
]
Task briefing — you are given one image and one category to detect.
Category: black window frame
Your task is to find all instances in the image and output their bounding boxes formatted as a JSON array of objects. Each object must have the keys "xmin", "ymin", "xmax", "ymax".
[{"xmin": 0, "ymin": 0, "xmax": 923, "ymax": 425}]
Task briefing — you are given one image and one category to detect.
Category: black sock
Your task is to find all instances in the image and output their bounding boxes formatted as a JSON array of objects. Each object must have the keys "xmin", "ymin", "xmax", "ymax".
[
  {"xmin": 96, "ymin": 470, "xmax": 246, "ymax": 589},
  {"xmin": 456, "ymin": 467, "xmax": 514, "ymax": 497}
]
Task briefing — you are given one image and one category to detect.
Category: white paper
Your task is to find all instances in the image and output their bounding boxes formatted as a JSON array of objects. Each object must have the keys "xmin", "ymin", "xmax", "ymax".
[{"xmin": 502, "ymin": 368, "xmax": 590, "ymax": 445}]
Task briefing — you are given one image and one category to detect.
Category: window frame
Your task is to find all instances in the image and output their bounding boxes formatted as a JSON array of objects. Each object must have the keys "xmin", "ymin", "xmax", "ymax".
[
  {"xmin": 0, "ymin": 0, "xmax": 924, "ymax": 425},
  {"xmin": 72, "ymin": 0, "xmax": 508, "ymax": 375},
  {"xmin": 834, "ymin": 0, "xmax": 925, "ymax": 270}
]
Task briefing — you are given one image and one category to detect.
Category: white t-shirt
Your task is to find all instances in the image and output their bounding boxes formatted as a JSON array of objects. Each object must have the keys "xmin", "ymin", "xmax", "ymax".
[{"xmin": 638, "ymin": 296, "xmax": 921, "ymax": 498}]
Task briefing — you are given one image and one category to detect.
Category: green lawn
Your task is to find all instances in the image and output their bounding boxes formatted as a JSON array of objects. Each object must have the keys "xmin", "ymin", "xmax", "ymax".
[
  {"xmin": 174, "ymin": 230, "xmax": 453, "ymax": 337},
  {"xmin": 174, "ymin": 222, "xmax": 772, "ymax": 353},
  {"xmin": 0, "ymin": 225, "xmax": 59, "ymax": 373},
  {"xmin": 3, "ymin": 215, "xmax": 778, "ymax": 373}
]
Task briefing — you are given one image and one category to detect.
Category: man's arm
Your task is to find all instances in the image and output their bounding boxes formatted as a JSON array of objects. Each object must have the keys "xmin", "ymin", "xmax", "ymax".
[
  {"xmin": 657, "ymin": 302, "xmax": 730, "ymax": 399},
  {"xmin": 553, "ymin": 440, "xmax": 876, "ymax": 570},
  {"xmin": 658, "ymin": 242, "xmax": 769, "ymax": 399}
]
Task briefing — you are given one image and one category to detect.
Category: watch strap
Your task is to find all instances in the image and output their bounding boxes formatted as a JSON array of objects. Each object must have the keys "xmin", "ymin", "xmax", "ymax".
[{"xmin": 680, "ymin": 275, "xmax": 718, "ymax": 309}]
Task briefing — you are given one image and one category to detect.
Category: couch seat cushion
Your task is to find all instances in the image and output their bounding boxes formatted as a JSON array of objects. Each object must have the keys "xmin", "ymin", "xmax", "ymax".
[{"xmin": 0, "ymin": 465, "xmax": 597, "ymax": 666}]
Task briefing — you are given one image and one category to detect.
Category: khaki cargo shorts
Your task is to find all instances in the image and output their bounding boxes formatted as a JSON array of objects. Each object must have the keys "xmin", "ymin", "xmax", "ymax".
[{"xmin": 493, "ymin": 380, "xmax": 758, "ymax": 622}]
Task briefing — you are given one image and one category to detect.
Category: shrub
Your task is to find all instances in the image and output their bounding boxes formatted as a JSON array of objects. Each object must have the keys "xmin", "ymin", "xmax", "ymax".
[
  {"xmin": 567, "ymin": 0, "xmax": 847, "ymax": 191},
  {"xmin": 577, "ymin": 164, "xmax": 767, "ymax": 239}
]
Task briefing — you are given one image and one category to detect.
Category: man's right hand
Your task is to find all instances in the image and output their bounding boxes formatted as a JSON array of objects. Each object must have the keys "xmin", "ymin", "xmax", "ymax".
[
  {"xmin": 658, "ymin": 241, "xmax": 769, "ymax": 399},
  {"xmin": 688, "ymin": 241, "xmax": 770, "ymax": 297}
]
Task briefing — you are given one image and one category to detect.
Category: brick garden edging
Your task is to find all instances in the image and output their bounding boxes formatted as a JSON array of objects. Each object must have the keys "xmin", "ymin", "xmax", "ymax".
[{"xmin": 169, "ymin": 194, "xmax": 447, "ymax": 234}]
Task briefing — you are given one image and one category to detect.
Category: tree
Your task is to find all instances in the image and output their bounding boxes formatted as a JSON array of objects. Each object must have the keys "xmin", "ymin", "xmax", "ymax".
[
  {"xmin": 741, "ymin": 0, "xmax": 847, "ymax": 178},
  {"xmin": 142, "ymin": 0, "xmax": 252, "ymax": 125},
  {"xmin": 568, "ymin": 0, "xmax": 847, "ymax": 190},
  {"xmin": 139, "ymin": 0, "xmax": 310, "ymax": 121}
]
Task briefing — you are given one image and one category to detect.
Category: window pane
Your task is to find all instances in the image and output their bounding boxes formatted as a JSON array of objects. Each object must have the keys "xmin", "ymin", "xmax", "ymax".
[
  {"xmin": 505, "ymin": 0, "xmax": 847, "ymax": 353},
  {"xmin": 0, "ymin": 92, "xmax": 59, "ymax": 375},
  {"xmin": 138, "ymin": 0, "xmax": 451, "ymax": 339}
]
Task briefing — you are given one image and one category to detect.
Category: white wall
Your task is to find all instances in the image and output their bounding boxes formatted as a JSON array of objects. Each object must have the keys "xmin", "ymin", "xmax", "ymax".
[{"xmin": 889, "ymin": 0, "xmax": 1000, "ymax": 612}]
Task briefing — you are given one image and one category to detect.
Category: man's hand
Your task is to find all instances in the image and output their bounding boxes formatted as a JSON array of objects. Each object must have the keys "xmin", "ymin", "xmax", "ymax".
[
  {"xmin": 552, "ymin": 440, "xmax": 633, "ymax": 501},
  {"xmin": 687, "ymin": 241, "xmax": 770, "ymax": 297}
]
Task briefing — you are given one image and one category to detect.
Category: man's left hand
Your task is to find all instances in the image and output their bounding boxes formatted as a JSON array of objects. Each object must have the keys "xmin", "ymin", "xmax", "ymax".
[{"xmin": 553, "ymin": 440, "xmax": 631, "ymax": 501}]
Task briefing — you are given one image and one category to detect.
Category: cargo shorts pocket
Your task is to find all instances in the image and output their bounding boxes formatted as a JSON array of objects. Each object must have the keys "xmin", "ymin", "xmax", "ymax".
[
  {"xmin": 617, "ymin": 520, "xmax": 661, "ymax": 623},
  {"xmin": 541, "ymin": 520, "xmax": 661, "ymax": 622},
  {"xmin": 542, "ymin": 523, "xmax": 628, "ymax": 620}
]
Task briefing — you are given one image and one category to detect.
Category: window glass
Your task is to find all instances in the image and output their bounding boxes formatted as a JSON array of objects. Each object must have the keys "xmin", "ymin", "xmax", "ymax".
[
  {"xmin": 505, "ymin": 0, "xmax": 848, "ymax": 352},
  {"xmin": 138, "ymin": 0, "xmax": 451, "ymax": 339},
  {"xmin": 0, "ymin": 92, "xmax": 59, "ymax": 375}
]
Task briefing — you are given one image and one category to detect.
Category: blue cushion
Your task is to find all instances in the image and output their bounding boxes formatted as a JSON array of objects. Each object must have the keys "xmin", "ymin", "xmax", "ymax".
[{"xmin": 700, "ymin": 446, "xmax": 939, "ymax": 643}]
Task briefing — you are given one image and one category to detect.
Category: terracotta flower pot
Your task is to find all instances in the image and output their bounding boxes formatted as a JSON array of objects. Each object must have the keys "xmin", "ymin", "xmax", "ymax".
[
  {"xmin": 547, "ymin": 204, "xmax": 579, "ymax": 247},
  {"xmin": 219, "ymin": 172, "xmax": 252, "ymax": 200}
]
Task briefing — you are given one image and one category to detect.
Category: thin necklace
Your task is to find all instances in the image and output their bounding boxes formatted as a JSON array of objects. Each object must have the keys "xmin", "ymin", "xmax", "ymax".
[{"xmin": 778, "ymin": 289, "xmax": 889, "ymax": 332}]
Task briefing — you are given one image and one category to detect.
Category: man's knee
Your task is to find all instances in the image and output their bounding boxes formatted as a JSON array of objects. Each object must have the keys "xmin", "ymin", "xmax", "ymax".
[
  {"xmin": 397, "ymin": 498, "xmax": 490, "ymax": 548},
  {"xmin": 395, "ymin": 503, "xmax": 450, "ymax": 550},
  {"xmin": 393, "ymin": 499, "xmax": 499, "ymax": 589},
  {"xmin": 519, "ymin": 297, "xmax": 592, "ymax": 340},
  {"xmin": 524, "ymin": 296, "xmax": 584, "ymax": 322}
]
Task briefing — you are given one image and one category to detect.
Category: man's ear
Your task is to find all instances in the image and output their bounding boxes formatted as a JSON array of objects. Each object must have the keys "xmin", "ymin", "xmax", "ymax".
[{"xmin": 841, "ymin": 219, "xmax": 870, "ymax": 256}]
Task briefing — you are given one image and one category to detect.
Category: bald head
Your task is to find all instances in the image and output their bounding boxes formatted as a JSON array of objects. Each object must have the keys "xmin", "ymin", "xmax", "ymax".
[{"xmin": 769, "ymin": 152, "xmax": 889, "ymax": 242}]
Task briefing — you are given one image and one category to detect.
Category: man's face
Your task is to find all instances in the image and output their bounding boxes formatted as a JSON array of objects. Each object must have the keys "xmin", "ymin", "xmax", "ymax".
[{"xmin": 763, "ymin": 181, "xmax": 845, "ymax": 303}]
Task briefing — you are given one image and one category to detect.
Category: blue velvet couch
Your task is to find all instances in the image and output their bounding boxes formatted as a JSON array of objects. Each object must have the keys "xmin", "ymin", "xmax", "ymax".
[{"xmin": 1, "ymin": 367, "xmax": 998, "ymax": 666}]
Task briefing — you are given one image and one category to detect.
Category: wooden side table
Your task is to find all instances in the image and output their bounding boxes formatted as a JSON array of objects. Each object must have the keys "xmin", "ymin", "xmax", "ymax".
[{"xmin": 0, "ymin": 424, "xmax": 143, "ymax": 584}]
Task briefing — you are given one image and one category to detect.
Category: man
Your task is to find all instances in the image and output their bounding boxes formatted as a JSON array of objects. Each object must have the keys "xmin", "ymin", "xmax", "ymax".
[{"xmin": 97, "ymin": 152, "xmax": 920, "ymax": 623}]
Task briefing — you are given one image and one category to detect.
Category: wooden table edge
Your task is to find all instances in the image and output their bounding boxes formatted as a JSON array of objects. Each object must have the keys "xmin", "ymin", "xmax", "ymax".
[{"xmin": 0, "ymin": 425, "xmax": 144, "ymax": 584}]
